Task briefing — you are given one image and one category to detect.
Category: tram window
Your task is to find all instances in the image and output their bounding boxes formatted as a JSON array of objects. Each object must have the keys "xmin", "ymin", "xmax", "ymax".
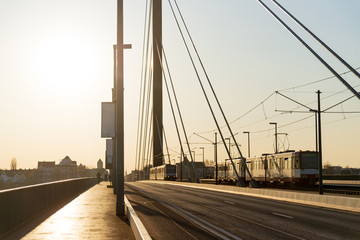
[{"xmin": 295, "ymin": 157, "xmax": 300, "ymax": 168}]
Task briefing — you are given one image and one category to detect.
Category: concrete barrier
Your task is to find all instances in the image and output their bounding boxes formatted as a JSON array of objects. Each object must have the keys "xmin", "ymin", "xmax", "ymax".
[
  {"xmin": 0, "ymin": 178, "xmax": 96, "ymax": 237},
  {"xmin": 125, "ymin": 196, "xmax": 152, "ymax": 240},
  {"xmin": 146, "ymin": 181, "xmax": 360, "ymax": 213}
]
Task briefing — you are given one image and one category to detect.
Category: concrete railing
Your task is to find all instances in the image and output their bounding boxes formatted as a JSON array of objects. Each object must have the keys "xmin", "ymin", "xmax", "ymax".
[
  {"xmin": 0, "ymin": 177, "xmax": 96, "ymax": 237},
  {"xmin": 125, "ymin": 196, "xmax": 152, "ymax": 240}
]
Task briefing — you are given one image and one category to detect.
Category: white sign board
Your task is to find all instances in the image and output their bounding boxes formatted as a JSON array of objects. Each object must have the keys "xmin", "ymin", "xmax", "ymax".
[{"xmin": 101, "ymin": 102, "xmax": 115, "ymax": 138}]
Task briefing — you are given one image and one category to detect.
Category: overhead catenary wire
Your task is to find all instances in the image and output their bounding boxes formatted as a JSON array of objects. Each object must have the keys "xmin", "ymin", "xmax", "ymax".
[
  {"xmin": 257, "ymin": 0, "xmax": 360, "ymax": 100},
  {"xmin": 322, "ymin": 95, "xmax": 355, "ymax": 112},
  {"xmin": 277, "ymin": 67, "xmax": 360, "ymax": 92},
  {"xmin": 197, "ymin": 71, "xmax": 360, "ymax": 136},
  {"xmin": 271, "ymin": 0, "xmax": 360, "ymax": 80}
]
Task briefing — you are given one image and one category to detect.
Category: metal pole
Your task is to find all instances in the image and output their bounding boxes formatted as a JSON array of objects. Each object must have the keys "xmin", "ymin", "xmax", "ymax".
[
  {"xmin": 112, "ymin": 45, "xmax": 117, "ymax": 194},
  {"xmin": 317, "ymin": 90, "xmax": 323, "ymax": 195},
  {"xmin": 192, "ymin": 151, "xmax": 195, "ymax": 162},
  {"xmin": 275, "ymin": 124, "xmax": 278, "ymax": 153},
  {"xmin": 243, "ymin": 131, "xmax": 250, "ymax": 158},
  {"xmin": 180, "ymin": 155, "xmax": 183, "ymax": 182},
  {"xmin": 200, "ymin": 147, "xmax": 205, "ymax": 178},
  {"xmin": 153, "ymin": 0, "xmax": 163, "ymax": 167},
  {"xmin": 315, "ymin": 112, "xmax": 318, "ymax": 152},
  {"xmin": 225, "ymin": 138, "xmax": 230, "ymax": 179},
  {"xmin": 270, "ymin": 122, "xmax": 278, "ymax": 153},
  {"xmin": 116, "ymin": 0, "xmax": 125, "ymax": 216},
  {"xmin": 214, "ymin": 132, "xmax": 218, "ymax": 185}
]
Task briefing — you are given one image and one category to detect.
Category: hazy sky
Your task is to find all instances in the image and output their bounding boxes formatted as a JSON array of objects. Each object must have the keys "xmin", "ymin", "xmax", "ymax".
[{"xmin": 0, "ymin": 0, "xmax": 359, "ymax": 172}]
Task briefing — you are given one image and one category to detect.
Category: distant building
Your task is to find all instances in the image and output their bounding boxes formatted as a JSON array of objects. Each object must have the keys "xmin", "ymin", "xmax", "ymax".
[
  {"xmin": 55, "ymin": 156, "xmax": 77, "ymax": 180},
  {"xmin": 97, "ymin": 159, "xmax": 103, "ymax": 169},
  {"xmin": 38, "ymin": 161, "xmax": 56, "ymax": 183}
]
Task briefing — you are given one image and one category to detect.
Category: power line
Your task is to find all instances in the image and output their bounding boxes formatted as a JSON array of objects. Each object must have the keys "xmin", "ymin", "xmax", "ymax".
[
  {"xmin": 271, "ymin": 0, "xmax": 360, "ymax": 80},
  {"xmin": 277, "ymin": 67, "xmax": 360, "ymax": 92}
]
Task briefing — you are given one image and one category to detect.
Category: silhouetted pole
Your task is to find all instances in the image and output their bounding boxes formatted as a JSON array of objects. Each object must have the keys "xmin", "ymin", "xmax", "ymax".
[
  {"xmin": 112, "ymin": 44, "xmax": 117, "ymax": 194},
  {"xmin": 317, "ymin": 90, "xmax": 323, "ymax": 195},
  {"xmin": 314, "ymin": 112, "xmax": 318, "ymax": 152},
  {"xmin": 153, "ymin": 0, "xmax": 163, "ymax": 167},
  {"xmin": 199, "ymin": 147, "xmax": 205, "ymax": 178},
  {"xmin": 224, "ymin": 138, "xmax": 230, "ymax": 179},
  {"xmin": 180, "ymin": 155, "xmax": 183, "ymax": 182},
  {"xmin": 243, "ymin": 131, "xmax": 250, "ymax": 158},
  {"xmin": 116, "ymin": 0, "xmax": 125, "ymax": 216},
  {"xmin": 214, "ymin": 132, "xmax": 218, "ymax": 185},
  {"xmin": 269, "ymin": 122, "xmax": 278, "ymax": 153}
]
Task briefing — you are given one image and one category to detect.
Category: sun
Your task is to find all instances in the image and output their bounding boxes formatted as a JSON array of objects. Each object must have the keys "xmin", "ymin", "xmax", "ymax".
[{"xmin": 35, "ymin": 34, "xmax": 96, "ymax": 96}]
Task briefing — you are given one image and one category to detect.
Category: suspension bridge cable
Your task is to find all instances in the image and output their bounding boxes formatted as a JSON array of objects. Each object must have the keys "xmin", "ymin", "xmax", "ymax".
[
  {"xmin": 198, "ymin": 73, "xmax": 360, "ymax": 136},
  {"xmin": 197, "ymin": 84, "xmax": 358, "ymax": 139},
  {"xmin": 141, "ymin": 65, "xmax": 153, "ymax": 173},
  {"xmin": 135, "ymin": 0, "xmax": 152, "ymax": 174},
  {"xmin": 271, "ymin": 0, "xmax": 360, "ymax": 80},
  {"xmin": 138, "ymin": 62, "xmax": 152, "ymax": 176},
  {"xmin": 145, "ymin": 127, "xmax": 153, "ymax": 179},
  {"xmin": 170, "ymin": 0, "xmax": 256, "ymax": 186},
  {"xmin": 160, "ymin": 43, "xmax": 198, "ymax": 180},
  {"xmin": 136, "ymin": 1, "xmax": 153, "ymax": 175},
  {"xmin": 156, "ymin": 42, "xmax": 193, "ymax": 181},
  {"xmin": 163, "ymin": 124, "xmax": 171, "ymax": 164},
  {"xmin": 257, "ymin": 0, "xmax": 360, "ymax": 100}
]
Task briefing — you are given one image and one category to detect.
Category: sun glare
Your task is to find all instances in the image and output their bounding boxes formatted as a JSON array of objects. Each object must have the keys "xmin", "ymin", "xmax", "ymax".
[{"xmin": 35, "ymin": 35, "xmax": 96, "ymax": 96}]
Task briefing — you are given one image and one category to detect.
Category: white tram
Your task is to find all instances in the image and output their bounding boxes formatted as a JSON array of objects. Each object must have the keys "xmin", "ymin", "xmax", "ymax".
[
  {"xmin": 218, "ymin": 151, "xmax": 319, "ymax": 185},
  {"xmin": 149, "ymin": 164, "xmax": 177, "ymax": 180}
]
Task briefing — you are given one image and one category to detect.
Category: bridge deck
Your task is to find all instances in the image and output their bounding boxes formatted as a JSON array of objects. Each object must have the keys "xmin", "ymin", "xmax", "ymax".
[{"xmin": 9, "ymin": 182, "xmax": 134, "ymax": 240}]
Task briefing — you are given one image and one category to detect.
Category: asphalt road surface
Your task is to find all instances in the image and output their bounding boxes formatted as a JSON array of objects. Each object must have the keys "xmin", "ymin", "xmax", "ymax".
[{"xmin": 125, "ymin": 181, "xmax": 360, "ymax": 240}]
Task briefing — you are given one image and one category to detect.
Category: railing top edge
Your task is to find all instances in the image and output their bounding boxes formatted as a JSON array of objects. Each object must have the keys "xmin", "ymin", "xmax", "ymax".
[{"xmin": 0, "ymin": 177, "xmax": 95, "ymax": 194}]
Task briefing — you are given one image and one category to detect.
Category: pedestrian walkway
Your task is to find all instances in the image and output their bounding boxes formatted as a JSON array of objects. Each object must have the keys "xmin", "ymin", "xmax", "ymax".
[{"xmin": 20, "ymin": 182, "xmax": 134, "ymax": 240}]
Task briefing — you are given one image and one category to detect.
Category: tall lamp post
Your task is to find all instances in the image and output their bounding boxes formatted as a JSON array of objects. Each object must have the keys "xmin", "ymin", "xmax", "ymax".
[
  {"xmin": 269, "ymin": 122, "xmax": 278, "ymax": 153},
  {"xmin": 243, "ymin": 131, "xmax": 250, "ymax": 158},
  {"xmin": 200, "ymin": 147, "xmax": 205, "ymax": 178}
]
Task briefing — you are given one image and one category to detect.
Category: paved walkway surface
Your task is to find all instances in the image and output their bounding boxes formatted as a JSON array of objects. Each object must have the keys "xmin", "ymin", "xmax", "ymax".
[{"xmin": 19, "ymin": 182, "xmax": 134, "ymax": 240}]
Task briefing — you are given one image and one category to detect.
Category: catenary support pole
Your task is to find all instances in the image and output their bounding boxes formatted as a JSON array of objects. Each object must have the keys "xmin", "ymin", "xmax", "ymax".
[
  {"xmin": 243, "ymin": 131, "xmax": 250, "ymax": 158},
  {"xmin": 317, "ymin": 90, "xmax": 323, "ymax": 195},
  {"xmin": 214, "ymin": 132, "xmax": 218, "ymax": 185}
]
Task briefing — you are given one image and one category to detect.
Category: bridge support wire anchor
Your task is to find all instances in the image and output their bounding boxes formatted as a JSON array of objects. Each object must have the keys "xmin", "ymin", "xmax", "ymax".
[
  {"xmin": 249, "ymin": 179, "xmax": 259, "ymax": 188},
  {"xmin": 236, "ymin": 178, "xmax": 246, "ymax": 187}
]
